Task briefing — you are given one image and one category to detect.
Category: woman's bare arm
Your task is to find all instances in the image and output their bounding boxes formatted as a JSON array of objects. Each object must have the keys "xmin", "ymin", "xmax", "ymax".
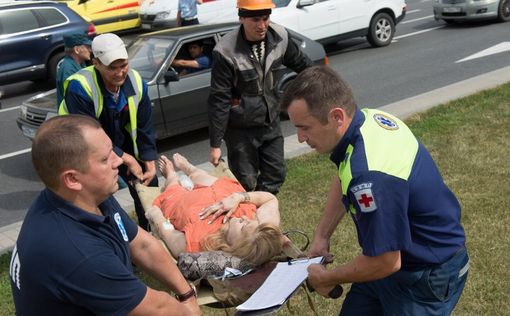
[
  {"xmin": 145, "ymin": 206, "xmax": 187, "ymax": 257},
  {"xmin": 199, "ymin": 191, "xmax": 280, "ymax": 226}
]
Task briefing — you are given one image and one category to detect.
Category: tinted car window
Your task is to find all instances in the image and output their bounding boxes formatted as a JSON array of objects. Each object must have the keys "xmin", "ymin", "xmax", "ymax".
[
  {"xmin": 36, "ymin": 8, "xmax": 68, "ymax": 26},
  {"xmin": 0, "ymin": 9, "xmax": 39, "ymax": 35}
]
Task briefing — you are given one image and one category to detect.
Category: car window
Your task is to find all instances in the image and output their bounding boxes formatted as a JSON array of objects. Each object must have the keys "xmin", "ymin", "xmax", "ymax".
[
  {"xmin": 0, "ymin": 9, "xmax": 39, "ymax": 35},
  {"xmin": 171, "ymin": 37, "xmax": 214, "ymax": 77},
  {"xmin": 128, "ymin": 37, "xmax": 175, "ymax": 80},
  {"xmin": 273, "ymin": 0, "xmax": 291, "ymax": 8},
  {"xmin": 36, "ymin": 8, "xmax": 69, "ymax": 26}
]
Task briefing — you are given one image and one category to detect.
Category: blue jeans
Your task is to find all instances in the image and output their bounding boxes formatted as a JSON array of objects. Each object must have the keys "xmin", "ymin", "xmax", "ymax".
[{"xmin": 340, "ymin": 247, "xmax": 469, "ymax": 316}]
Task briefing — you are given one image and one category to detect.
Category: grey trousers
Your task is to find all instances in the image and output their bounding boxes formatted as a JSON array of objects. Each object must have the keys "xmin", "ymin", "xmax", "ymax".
[{"xmin": 224, "ymin": 123, "xmax": 285, "ymax": 194}]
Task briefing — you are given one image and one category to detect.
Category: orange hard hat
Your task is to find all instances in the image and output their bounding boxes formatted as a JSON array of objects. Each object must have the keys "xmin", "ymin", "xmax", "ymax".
[{"xmin": 237, "ymin": 0, "xmax": 275, "ymax": 11}]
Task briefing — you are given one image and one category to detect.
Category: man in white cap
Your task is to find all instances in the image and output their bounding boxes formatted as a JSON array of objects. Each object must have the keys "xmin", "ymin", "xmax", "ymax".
[{"xmin": 59, "ymin": 33, "xmax": 158, "ymax": 231}]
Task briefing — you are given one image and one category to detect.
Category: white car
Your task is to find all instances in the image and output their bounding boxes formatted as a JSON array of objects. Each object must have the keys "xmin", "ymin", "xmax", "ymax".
[{"xmin": 205, "ymin": 0, "xmax": 407, "ymax": 47}]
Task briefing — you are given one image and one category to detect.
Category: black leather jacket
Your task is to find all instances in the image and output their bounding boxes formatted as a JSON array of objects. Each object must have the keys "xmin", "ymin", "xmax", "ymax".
[{"xmin": 208, "ymin": 23, "xmax": 312, "ymax": 147}]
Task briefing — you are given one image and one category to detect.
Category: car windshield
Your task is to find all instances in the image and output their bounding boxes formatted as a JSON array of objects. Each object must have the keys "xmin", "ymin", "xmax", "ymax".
[
  {"xmin": 273, "ymin": 0, "xmax": 291, "ymax": 8},
  {"xmin": 128, "ymin": 37, "xmax": 175, "ymax": 81}
]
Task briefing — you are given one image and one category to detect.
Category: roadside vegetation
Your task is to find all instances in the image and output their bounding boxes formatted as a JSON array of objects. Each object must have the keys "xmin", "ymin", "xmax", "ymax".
[{"xmin": 0, "ymin": 83, "xmax": 509, "ymax": 315}]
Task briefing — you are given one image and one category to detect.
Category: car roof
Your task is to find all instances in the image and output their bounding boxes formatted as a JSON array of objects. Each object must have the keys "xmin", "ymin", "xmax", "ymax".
[
  {"xmin": 0, "ymin": 1, "xmax": 63, "ymax": 9},
  {"xmin": 138, "ymin": 22, "xmax": 239, "ymax": 40}
]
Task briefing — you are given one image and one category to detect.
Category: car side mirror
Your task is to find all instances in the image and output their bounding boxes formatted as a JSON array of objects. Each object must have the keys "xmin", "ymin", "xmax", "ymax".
[
  {"xmin": 297, "ymin": 0, "xmax": 315, "ymax": 8},
  {"xmin": 163, "ymin": 68, "xmax": 180, "ymax": 83}
]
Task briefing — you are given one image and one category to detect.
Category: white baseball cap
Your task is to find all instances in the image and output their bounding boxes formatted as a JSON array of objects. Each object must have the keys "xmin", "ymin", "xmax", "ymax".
[{"xmin": 92, "ymin": 33, "xmax": 128, "ymax": 66}]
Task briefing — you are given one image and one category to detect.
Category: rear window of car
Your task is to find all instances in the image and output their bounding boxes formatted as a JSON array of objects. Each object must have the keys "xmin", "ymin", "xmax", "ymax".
[
  {"xmin": 36, "ymin": 8, "xmax": 69, "ymax": 26},
  {"xmin": 0, "ymin": 9, "xmax": 39, "ymax": 35}
]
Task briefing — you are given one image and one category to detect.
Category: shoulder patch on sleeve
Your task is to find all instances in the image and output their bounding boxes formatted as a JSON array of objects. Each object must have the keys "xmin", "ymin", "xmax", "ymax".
[
  {"xmin": 351, "ymin": 182, "xmax": 377, "ymax": 213},
  {"xmin": 114, "ymin": 213, "xmax": 129, "ymax": 242}
]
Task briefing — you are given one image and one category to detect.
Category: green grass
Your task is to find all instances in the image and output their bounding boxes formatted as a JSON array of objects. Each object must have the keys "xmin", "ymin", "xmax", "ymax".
[{"xmin": 1, "ymin": 83, "xmax": 509, "ymax": 315}]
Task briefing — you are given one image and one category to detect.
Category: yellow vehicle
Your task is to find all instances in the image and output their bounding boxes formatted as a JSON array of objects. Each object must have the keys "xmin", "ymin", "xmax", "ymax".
[{"xmin": 60, "ymin": 0, "xmax": 141, "ymax": 34}]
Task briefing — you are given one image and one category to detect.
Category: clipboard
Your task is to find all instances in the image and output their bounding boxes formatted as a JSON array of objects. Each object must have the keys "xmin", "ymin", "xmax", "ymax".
[{"xmin": 234, "ymin": 256, "xmax": 324, "ymax": 315}]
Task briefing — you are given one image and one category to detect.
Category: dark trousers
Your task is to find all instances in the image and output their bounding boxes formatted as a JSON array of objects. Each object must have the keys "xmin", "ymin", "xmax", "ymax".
[
  {"xmin": 119, "ymin": 164, "xmax": 158, "ymax": 231},
  {"xmin": 340, "ymin": 247, "xmax": 469, "ymax": 316},
  {"xmin": 181, "ymin": 18, "xmax": 199, "ymax": 26},
  {"xmin": 224, "ymin": 122, "xmax": 285, "ymax": 195}
]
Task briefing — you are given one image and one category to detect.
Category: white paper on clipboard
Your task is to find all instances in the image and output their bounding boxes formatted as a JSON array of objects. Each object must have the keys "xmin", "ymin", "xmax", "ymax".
[{"xmin": 236, "ymin": 256, "xmax": 323, "ymax": 312}]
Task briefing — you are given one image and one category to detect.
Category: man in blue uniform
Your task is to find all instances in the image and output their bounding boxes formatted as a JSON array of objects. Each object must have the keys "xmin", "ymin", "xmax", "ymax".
[
  {"xmin": 59, "ymin": 33, "xmax": 158, "ymax": 231},
  {"xmin": 56, "ymin": 33, "xmax": 92, "ymax": 106},
  {"xmin": 9, "ymin": 115, "xmax": 200, "ymax": 315},
  {"xmin": 281, "ymin": 66, "xmax": 469, "ymax": 315}
]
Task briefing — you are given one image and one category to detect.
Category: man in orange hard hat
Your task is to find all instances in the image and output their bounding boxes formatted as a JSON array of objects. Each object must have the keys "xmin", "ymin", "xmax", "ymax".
[{"xmin": 208, "ymin": 0, "xmax": 313, "ymax": 195}]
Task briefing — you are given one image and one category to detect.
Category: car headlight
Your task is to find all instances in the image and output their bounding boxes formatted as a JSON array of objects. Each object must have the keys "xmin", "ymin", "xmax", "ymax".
[
  {"xmin": 156, "ymin": 11, "xmax": 171, "ymax": 19},
  {"xmin": 20, "ymin": 105, "xmax": 27, "ymax": 119}
]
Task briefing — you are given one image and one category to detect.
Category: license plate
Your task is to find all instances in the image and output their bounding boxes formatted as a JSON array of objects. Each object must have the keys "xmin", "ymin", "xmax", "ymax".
[
  {"xmin": 443, "ymin": 7, "xmax": 461, "ymax": 13},
  {"xmin": 21, "ymin": 125, "xmax": 36, "ymax": 139},
  {"xmin": 141, "ymin": 23, "xmax": 152, "ymax": 30}
]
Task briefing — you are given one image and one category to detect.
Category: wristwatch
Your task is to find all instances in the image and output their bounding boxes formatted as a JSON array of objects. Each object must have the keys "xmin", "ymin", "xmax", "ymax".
[{"xmin": 175, "ymin": 285, "xmax": 196, "ymax": 302}]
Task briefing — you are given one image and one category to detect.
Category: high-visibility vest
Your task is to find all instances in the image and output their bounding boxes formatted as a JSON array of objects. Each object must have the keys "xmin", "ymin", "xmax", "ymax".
[
  {"xmin": 58, "ymin": 66, "xmax": 144, "ymax": 159},
  {"xmin": 338, "ymin": 108, "xmax": 419, "ymax": 214}
]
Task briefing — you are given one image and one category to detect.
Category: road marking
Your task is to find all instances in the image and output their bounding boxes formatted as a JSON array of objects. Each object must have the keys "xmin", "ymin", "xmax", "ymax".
[
  {"xmin": 406, "ymin": 9, "xmax": 421, "ymax": 14},
  {"xmin": 394, "ymin": 25, "xmax": 445, "ymax": 40},
  {"xmin": 456, "ymin": 42, "xmax": 510, "ymax": 63},
  {"xmin": 0, "ymin": 148, "xmax": 31, "ymax": 161},
  {"xmin": 402, "ymin": 15, "xmax": 435, "ymax": 24},
  {"xmin": 0, "ymin": 106, "xmax": 20, "ymax": 113}
]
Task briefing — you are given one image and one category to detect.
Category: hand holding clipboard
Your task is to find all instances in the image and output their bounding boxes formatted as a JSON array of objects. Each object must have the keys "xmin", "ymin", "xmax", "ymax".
[{"xmin": 306, "ymin": 256, "xmax": 343, "ymax": 299}]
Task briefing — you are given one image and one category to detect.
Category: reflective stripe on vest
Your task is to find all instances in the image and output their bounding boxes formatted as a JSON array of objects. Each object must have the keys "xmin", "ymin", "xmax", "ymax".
[
  {"xmin": 58, "ymin": 66, "xmax": 144, "ymax": 159},
  {"xmin": 338, "ymin": 109, "xmax": 419, "ymax": 214},
  {"xmin": 58, "ymin": 67, "xmax": 102, "ymax": 116}
]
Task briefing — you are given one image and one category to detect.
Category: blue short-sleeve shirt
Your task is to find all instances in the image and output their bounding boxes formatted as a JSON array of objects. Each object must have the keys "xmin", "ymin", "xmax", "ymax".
[
  {"xmin": 330, "ymin": 108, "xmax": 466, "ymax": 269},
  {"xmin": 10, "ymin": 189, "xmax": 147, "ymax": 316},
  {"xmin": 184, "ymin": 54, "xmax": 211, "ymax": 74}
]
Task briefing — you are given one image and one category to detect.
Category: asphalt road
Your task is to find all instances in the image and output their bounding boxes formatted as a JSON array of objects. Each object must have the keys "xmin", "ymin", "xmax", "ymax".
[{"xmin": 1, "ymin": 0, "xmax": 509, "ymax": 227}]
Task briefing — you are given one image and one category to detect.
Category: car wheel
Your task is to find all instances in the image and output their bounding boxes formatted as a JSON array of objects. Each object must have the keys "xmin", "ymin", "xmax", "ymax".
[
  {"xmin": 48, "ymin": 51, "xmax": 65, "ymax": 84},
  {"xmin": 497, "ymin": 0, "xmax": 510, "ymax": 22},
  {"xmin": 367, "ymin": 12, "xmax": 395, "ymax": 47}
]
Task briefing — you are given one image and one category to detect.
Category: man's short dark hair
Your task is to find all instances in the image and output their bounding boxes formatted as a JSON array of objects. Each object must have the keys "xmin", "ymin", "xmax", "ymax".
[
  {"xmin": 32, "ymin": 115, "xmax": 101, "ymax": 189},
  {"xmin": 281, "ymin": 66, "xmax": 357, "ymax": 124},
  {"xmin": 187, "ymin": 40, "xmax": 203, "ymax": 48}
]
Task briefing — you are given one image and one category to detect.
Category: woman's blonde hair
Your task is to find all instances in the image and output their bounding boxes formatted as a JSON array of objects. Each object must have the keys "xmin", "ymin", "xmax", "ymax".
[{"xmin": 201, "ymin": 223, "xmax": 283, "ymax": 266}]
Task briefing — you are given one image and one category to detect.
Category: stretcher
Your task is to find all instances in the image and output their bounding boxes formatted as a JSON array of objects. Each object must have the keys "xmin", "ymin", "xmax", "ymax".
[{"xmin": 134, "ymin": 161, "xmax": 310, "ymax": 311}]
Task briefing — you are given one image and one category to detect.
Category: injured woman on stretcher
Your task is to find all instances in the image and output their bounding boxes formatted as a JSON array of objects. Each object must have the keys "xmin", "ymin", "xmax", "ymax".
[{"xmin": 144, "ymin": 153, "xmax": 286, "ymax": 267}]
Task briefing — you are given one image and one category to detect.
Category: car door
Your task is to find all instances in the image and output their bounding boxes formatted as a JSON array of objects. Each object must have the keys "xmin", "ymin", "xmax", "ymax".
[
  {"xmin": 156, "ymin": 37, "xmax": 215, "ymax": 138},
  {"xmin": 198, "ymin": 0, "xmax": 237, "ymax": 24},
  {"xmin": 272, "ymin": 0, "xmax": 340, "ymax": 41},
  {"xmin": 336, "ymin": 0, "xmax": 372, "ymax": 33}
]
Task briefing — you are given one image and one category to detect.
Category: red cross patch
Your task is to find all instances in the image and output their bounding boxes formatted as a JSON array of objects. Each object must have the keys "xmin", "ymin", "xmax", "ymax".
[{"xmin": 354, "ymin": 188, "xmax": 377, "ymax": 213}]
